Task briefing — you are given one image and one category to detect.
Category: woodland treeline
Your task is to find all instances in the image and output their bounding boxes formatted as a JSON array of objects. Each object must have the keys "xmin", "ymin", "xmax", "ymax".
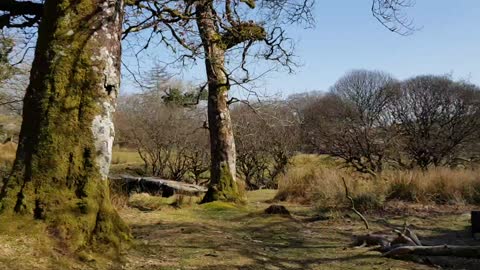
[
  {"xmin": 116, "ymin": 69, "xmax": 480, "ymax": 190},
  {"xmin": 0, "ymin": 0, "xmax": 465, "ymax": 260}
]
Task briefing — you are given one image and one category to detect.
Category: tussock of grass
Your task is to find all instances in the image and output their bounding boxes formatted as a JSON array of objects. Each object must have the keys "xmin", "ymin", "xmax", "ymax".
[
  {"xmin": 276, "ymin": 155, "xmax": 480, "ymax": 207},
  {"xmin": 275, "ymin": 164, "xmax": 385, "ymax": 210},
  {"xmin": 384, "ymin": 168, "xmax": 480, "ymax": 204},
  {"xmin": 110, "ymin": 186, "xmax": 130, "ymax": 210}
]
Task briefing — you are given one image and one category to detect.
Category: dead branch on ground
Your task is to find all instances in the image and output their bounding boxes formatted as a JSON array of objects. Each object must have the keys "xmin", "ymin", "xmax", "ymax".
[
  {"xmin": 350, "ymin": 223, "xmax": 480, "ymax": 259},
  {"xmin": 342, "ymin": 177, "xmax": 370, "ymax": 230}
]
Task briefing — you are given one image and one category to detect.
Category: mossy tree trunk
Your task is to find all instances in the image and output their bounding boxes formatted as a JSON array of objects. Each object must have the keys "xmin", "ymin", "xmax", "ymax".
[
  {"xmin": 196, "ymin": 1, "xmax": 244, "ymax": 203},
  {"xmin": 0, "ymin": 0, "xmax": 129, "ymax": 251}
]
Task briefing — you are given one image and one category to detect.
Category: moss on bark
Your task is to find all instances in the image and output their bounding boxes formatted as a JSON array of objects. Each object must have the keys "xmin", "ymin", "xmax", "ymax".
[
  {"xmin": 195, "ymin": 2, "xmax": 243, "ymax": 204},
  {"xmin": 202, "ymin": 163, "xmax": 244, "ymax": 203},
  {"xmin": 0, "ymin": 0, "xmax": 129, "ymax": 254}
]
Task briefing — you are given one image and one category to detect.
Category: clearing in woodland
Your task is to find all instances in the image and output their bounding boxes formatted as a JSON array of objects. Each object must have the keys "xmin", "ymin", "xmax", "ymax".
[
  {"xmin": 0, "ymin": 187, "xmax": 478, "ymax": 269},
  {"xmin": 120, "ymin": 190, "xmax": 478, "ymax": 270}
]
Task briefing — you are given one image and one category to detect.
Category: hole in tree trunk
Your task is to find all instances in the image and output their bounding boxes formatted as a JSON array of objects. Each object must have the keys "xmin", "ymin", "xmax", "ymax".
[{"xmin": 105, "ymin": 85, "xmax": 115, "ymax": 96}]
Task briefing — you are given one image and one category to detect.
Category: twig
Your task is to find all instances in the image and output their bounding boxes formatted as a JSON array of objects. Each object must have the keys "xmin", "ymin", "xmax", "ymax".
[{"xmin": 342, "ymin": 177, "xmax": 370, "ymax": 230}]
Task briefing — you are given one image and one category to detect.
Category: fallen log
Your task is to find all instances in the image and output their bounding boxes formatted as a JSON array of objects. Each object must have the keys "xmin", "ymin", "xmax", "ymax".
[
  {"xmin": 351, "ymin": 224, "xmax": 480, "ymax": 259},
  {"xmin": 350, "ymin": 233, "xmax": 391, "ymax": 248},
  {"xmin": 342, "ymin": 177, "xmax": 369, "ymax": 230},
  {"xmin": 405, "ymin": 227, "xmax": 422, "ymax": 246},
  {"xmin": 383, "ymin": 245, "xmax": 480, "ymax": 258},
  {"xmin": 110, "ymin": 175, "xmax": 208, "ymax": 197}
]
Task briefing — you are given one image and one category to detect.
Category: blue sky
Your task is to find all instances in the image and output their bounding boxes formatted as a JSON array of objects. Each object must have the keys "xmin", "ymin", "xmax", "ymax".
[{"xmin": 121, "ymin": 1, "xmax": 480, "ymax": 97}]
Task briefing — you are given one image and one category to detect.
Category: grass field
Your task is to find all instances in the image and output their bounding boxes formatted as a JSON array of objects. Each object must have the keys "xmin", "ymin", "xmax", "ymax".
[
  {"xmin": 111, "ymin": 147, "xmax": 143, "ymax": 165},
  {"xmin": 119, "ymin": 190, "xmax": 478, "ymax": 270},
  {"xmin": 0, "ymin": 189, "xmax": 478, "ymax": 269},
  {"xmin": 110, "ymin": 147, "xmax": 145, "ymax": 176}
]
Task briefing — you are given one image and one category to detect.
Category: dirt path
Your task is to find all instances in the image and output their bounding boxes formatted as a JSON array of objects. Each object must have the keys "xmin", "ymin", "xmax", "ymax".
[{"xmin": 120, "ymin": 190, "xmax": 478, "ymax": 270}]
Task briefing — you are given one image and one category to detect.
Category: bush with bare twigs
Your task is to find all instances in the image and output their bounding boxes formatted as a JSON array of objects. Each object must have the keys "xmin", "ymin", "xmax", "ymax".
[{"xmin": 232, "ymin": 102, "xmax": 301, "ymax": 190}]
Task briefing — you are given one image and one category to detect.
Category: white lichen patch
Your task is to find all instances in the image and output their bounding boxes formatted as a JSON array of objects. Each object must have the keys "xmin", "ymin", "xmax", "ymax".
[
  {"xmin": 90, "ymin": 46, "xmax": 119, "ymax": 98},
  {"xmin": 91, "ymin": 101, "xmax": 115, "ymax": 179},
  {"xmin": 88, "ymin": 0, "xmax": 123, "ymax": 179}
]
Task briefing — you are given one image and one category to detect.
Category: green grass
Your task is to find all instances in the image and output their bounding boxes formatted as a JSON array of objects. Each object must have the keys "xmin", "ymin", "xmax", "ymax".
[
  {"xmin": 111, "ymin": 148, "xmax": 143, "ymax": 165},
  {"xmin": 0, "ymin": 189, "xmax": 476, "ymax": 269},
  {"xmin": 110, "ymin": 148, "xmax": 145, "ymax": 176},
  {"xmin": 0, "ymin": 216, "xmax": 93, "ymax": 270},
  {"xmin": 119, "ymin": 189, "xmax": 475, "ymax": 270}
]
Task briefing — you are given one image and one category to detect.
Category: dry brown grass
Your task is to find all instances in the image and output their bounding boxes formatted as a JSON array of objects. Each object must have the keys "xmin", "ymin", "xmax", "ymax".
[
  {"xmin": 384, "ymin": 168, "xmax": 480, "ymax": 204},
  {"xmin": 0, "ymin": 141, "xmax": 16, "ymax": 162},
  {"xmin": 276, "ymin": 155, "xmax": 480, "ymax": 208},
  {"xmin": 0, "ymin": 141, "xmax": 16, "ymax": 180}
]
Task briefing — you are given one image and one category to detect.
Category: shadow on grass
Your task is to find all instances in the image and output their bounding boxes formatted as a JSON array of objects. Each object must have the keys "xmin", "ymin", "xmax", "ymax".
[
  {"xmin": 130, "ymin": 220, "xmax": 385, "ymax": 269},
  {"xmin": 121, "ymin": 195, "xmax": 480, "ymax": 269},
  {"xmin": 125, "ymin": 208, "xmax": 430, "ymax": 270}
]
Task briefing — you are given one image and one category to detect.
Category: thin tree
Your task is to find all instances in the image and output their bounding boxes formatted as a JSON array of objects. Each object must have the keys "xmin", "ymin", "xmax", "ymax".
[
  {"xmin": 123, "ymin": 0, "xmax": 315, "ymax": 202},
  {"xmin": 122, "ymin": 0, "xmax": 416, "ymax": 202}
]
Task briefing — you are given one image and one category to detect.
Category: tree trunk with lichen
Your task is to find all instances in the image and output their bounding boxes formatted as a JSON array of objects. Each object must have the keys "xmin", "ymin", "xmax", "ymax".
[
  {"xmin": 0, "ymin": 0, "xmax": 129, "ymax": 252},
  {"xmin": 196, "ymin": 1, "xmax": 244, "ymax": 203}
]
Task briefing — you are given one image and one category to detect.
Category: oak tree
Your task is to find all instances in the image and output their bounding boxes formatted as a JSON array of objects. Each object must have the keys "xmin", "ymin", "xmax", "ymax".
[{"xmin": 0, "ymin": 0, "xmax": 130, "ymax": 252}]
